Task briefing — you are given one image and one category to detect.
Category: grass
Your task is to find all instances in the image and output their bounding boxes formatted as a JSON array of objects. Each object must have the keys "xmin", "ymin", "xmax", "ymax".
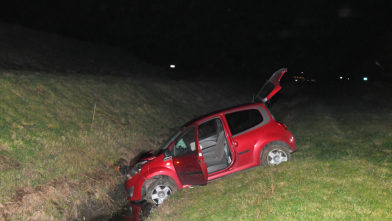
[
  {"xmin": 0, "ymin": 70, "xmax": 251, "ymax": 220},
  {"xmin": 150, "ymin": 82, "xmax": 392, "ymax": 220},
  {"xmin": 2, "ymin": 20, "xmax": 391, "ymax": 221},
  {"xmin": 1, "ymin": 70, "xmax": 391, "ymax": 221}
]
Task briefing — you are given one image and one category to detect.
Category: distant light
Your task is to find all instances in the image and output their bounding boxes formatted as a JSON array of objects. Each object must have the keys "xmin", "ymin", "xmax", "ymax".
[
  {"xmin": 295, "ymin": 79, "xmax": 298, "ymax": 82},
  {"xmin": 340, "ymin": 76, "xmax": 343, "ymax": 79},
  {"xmin": 348, "ymin": 78, "xmax": 350, "ymax": 80},
  {"xmin": 363, "ymin": 77, "xmax": 368, "ymax": 81},
  {"xmin": 170, "ymin": 64, "xmax": 175, "ymax": 68},
  {"xmin": 301, "ymin": 72, "xmax": 303, "ymax": 74}
]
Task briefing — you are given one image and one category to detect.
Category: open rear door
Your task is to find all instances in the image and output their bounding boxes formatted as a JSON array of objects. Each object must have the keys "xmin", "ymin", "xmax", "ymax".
[
  {"xmin": 255, "ymin": 68, "xmax": 287, "ymax": 102},
  {"xmin": 172, "ymin": 127, "xmax": 208, "ymax": 185}
]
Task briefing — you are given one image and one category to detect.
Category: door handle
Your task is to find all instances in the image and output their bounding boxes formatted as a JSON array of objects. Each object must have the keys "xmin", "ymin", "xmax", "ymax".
[{"xmin": 198, "ymin": 159, "xmax": 201, "ymax": 164}]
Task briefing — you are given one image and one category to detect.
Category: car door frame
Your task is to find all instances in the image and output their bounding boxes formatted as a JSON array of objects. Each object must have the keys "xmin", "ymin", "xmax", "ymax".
[
  {"xmin": 197, "ymin": 115, "xmax": 237, "ymax": 174},
  {"xmin": 172, "ymin": 126, "xmax": 208, "ymax": 185}
]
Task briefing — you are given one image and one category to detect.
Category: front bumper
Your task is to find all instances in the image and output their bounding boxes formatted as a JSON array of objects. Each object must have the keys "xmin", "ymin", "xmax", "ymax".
[{"xmin": 125, "ymin": 173, "xmax": 147, "ymax": 201}]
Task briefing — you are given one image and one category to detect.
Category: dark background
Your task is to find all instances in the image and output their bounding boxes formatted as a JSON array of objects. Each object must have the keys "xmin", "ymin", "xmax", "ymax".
[{"xmin": 1, "ymin": 0, "xmax": 391, "ymax": 81}]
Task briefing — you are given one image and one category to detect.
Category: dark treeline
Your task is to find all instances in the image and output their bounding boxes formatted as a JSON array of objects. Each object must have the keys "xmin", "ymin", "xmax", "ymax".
[{"xmin": 0, "ymin": 0, "xmax": 390, "ymax": 79}]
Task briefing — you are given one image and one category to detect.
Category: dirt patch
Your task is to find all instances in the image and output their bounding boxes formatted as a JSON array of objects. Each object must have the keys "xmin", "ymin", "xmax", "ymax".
[
  {"xmin": 0, "ymin": 155, "xmax": 20, "ymax": 170},
  {"xmin": 73, "ymin": 183, "xmax": 126, "ymax": 221},
  {"xmin": 0, "ymin": 171, "xmax": 126, "ymax": 221},
  {"xmin": 112, "ymin": 158, "xmax": 129, "ymax": 168},
  {"xmin": 1, "ymin": 177, "xmax": 77, "ymax": 220}
]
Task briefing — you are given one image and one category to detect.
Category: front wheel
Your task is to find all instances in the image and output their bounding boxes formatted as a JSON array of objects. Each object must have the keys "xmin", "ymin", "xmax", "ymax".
[
  {"xmin": 146, "ymin": 178, "xmax": 177, "ymax": 205},
  {"xmin": 261, "ymin": 144, "xmax": 291, "ymax": 166}
]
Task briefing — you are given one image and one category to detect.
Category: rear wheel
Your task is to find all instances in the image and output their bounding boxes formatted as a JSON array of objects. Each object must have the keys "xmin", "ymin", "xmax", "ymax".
[
  {"xmin": 146, "ymin": 178, "xmax": 177, "ymax": 205},
  {"xmin": 261, "ymin": 144, "xmax": 291, "ymax": 166}
]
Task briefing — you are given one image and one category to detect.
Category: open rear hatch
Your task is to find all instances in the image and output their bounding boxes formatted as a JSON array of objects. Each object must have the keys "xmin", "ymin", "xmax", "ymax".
[{"xmin": 254, "ymin": 68, "xmax": 287, "ymax": 102}]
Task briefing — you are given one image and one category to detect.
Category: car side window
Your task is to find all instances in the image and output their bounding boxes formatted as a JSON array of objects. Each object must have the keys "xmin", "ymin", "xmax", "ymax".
[
  {"xmin": 198, "ymin": 119, "xmax": 217, "ymax": 140},
  {"xmin": 173, "ymin": 127, "xmax": 196, "ymax": 157},
  {"xmin": 225, "ymin": 109, "xmax": 263, "ymax": 136}
]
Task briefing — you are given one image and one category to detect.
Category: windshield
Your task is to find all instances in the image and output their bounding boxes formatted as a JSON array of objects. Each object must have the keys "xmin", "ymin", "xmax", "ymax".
[{"xmin": 159, "ymin": 129, "xmax": 182, "ymax": 150}]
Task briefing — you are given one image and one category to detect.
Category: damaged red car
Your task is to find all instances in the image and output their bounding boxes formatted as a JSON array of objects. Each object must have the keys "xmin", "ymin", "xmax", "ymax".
[{"xmin": 118, "ymin": 68, "xmax": 296, "ymax": 205}]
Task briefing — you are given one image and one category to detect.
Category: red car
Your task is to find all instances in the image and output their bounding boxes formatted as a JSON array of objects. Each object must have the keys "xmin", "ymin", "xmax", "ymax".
[{"xmin": 119, "ymin": 68, "xmax": 295, "ymax": 205}]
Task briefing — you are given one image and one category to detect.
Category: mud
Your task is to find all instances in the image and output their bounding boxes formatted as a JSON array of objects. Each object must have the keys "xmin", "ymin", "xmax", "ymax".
[
  {"xmin": 88, "ymin": 201, "xmax": 156, "ymax": 221},
  {"xmin": 71, "ymin": 183, "xmax": 127, "ymax": 221}
]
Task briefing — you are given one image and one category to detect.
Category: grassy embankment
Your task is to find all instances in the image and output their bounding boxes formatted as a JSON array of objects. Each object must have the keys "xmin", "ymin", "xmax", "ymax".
[
  {"xmin": 151, "ymin": 82, "xmax": 392, "ymax": 220},
  {"xmin": 0, "ymin": 70, "xmax": 251, "ymax": 220}
]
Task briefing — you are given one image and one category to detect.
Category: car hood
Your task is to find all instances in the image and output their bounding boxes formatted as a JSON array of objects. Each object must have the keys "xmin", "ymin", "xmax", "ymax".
[
  {"xmin": 129, "ymin": 150, "xmax": 158, "ymax": 166},
  {"xmin": 255, "ymin": 68, "xmax": 287, "ymax": 102}
]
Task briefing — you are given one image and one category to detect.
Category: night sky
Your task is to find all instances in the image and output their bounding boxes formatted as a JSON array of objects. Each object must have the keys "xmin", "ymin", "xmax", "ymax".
[{"xmin": 1, "ymin": 0, "xmax": 391, "ymax": 81}]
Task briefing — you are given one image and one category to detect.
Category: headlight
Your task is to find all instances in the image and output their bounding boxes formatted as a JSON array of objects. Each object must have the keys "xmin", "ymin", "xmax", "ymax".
[
  {"xmin": 130, "ymin": 161, "xmax": 148, "ymax": 176},
  {"xmin": 127, "ymin": 186, "xmax": 134, "ymax": 198}
]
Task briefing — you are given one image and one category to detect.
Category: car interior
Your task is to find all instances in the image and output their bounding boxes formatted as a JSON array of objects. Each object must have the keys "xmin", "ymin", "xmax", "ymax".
[{"xmin": 198, "ymin": 118, "xmax": 232, "ymax": 174}]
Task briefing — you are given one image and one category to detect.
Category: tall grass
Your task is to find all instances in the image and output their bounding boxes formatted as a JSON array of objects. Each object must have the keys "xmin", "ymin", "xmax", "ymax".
[{"xmin": 151, "ymin": 82, "xmax": 392, "ymax": 220}]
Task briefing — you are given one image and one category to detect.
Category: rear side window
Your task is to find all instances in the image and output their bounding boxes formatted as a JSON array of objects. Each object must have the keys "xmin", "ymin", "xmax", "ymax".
[
  {"xmin": 225, "ymin": 109, "xmax": 263, "ymax": 136},
  {"xmin": 198, "ymin": 118, "xmax": 223, "ymax": 140},
  {"xmin": 198, "ymin": 120, "xmax": 216, "ymax": 140}
]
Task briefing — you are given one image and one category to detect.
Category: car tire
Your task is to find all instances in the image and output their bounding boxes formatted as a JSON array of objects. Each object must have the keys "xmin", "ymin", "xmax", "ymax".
[
  {"xmin": 261, "ymin": 144, "xmax": 291, "ymax": 166},
  {"xmin": 146, "ymin": 178, "xmax": 177, "ymax": 205}
]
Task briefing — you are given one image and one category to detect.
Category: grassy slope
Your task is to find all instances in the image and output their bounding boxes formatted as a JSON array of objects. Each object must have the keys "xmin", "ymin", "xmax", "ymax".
[
  {"xmin": 0, "ymin": 70, "xmax": 252, "ymax": 220},
  {"xmin": 0, "ymin": 22, "xmax": 256, "ymax": 220},
  {"xmin": 2, "ymin": 20, "xmax": 391, "ymax": 221},
  {"xmin": 151, "ymin": 82, "xmax": 392, "ymax": 220}
]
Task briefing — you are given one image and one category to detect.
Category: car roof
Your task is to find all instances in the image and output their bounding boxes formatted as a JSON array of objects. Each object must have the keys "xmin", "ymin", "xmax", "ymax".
[{"xmin": 182, "ymin": 102, "xmax": 265, "ymax": 127}]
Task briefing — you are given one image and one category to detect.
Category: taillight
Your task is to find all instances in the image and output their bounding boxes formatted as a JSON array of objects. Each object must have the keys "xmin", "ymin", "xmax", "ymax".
[{"xmin": 277, "ymin": 122, "xmax": 288, "ymax": 130}]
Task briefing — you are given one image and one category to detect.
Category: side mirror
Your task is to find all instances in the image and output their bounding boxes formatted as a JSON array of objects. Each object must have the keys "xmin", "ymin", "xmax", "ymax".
[{"xmin": 164, "ymin": 149, "xmax": 172, "ymax": 158}]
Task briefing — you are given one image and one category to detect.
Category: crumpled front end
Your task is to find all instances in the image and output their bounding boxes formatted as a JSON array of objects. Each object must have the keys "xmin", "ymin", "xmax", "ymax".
[
  {"xmin": 125, "ymin": 173, "xmax": 147, "ymax": 201},
  {"xmin": 118, "ymin": 160, "xmax": 150, "ymax": 201}
]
